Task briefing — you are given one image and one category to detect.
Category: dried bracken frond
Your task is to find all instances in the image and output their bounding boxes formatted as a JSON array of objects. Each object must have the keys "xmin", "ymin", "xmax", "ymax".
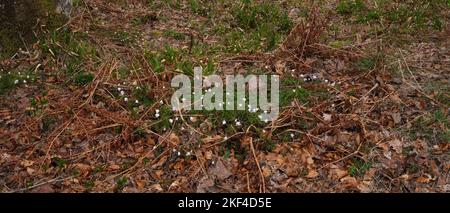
[{"xmin": 276, "ymin": 6, "xmax": 330, "ymax": 59}]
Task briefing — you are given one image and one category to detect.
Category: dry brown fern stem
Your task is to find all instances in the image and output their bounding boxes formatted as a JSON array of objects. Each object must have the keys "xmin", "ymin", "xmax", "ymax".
[{"xmin": 276, "ymin": 6, "xmax": 330, "ymax": 60}]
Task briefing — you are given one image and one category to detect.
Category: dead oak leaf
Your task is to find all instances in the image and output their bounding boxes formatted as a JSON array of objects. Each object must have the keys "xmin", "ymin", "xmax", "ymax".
[
  {"xmin": 20, "ymin": 159, "xmax": 34, "ymax": 167},
  {"xmin": 323, "ymin": 113, "xmax": 332, "ymax": 122},
  {"xmin": 416, "ymin": 174, "xmax": 435, "ymax": 183},
  {"xmin": 30, "ymin": 184, "xmax": 54, "ymax": 193},
  {"xmin": 340, "ymin": 176, "xmax": 358, "ymax": 186},
  {"xmin": 169, "ymin": 133, "xmax": 181, "ymax": 146},
  {"xmin": 357, "ymin": 181, "xmax": 372, "ymax": 193},
  {"xmin": 202, "ymin": 135, "xmax": 222, "ymax": 144},
  {"xmin": 150, "ymin": 184, "xmax": 164, "ymax": 192},
  {"xmin": 388, "ymin": 139, "xmax": 403, "ymax": 154},
  {"xmin": 275, "ymin": 60, "xmax": 286, "ymax": 75},
  {"xmin": 306, "ymin": 169, "xmax": 319, "ymax": 179},
  {"xmin": 330, "ymin": 167, "xmax": 348, "ymax": 179},
  {"xmin": 152, "ymin": 170, "xmax": 164, "ymax": 180},
  {"xmin": 204, "ymin": 150, "xmax": 213, "ymax": 160},
  {"xmin": 391, "ymin": 113, "xmax": 402, "ymax": 125},
  {"xmin": 262, "ymin": 167, "xmax": 271, "ymax": 178},
  {"xmin": 196, "ymin": 177, "xmax": 215, "ymax": 193},
  {"xmin": 151, "ymin": 155, "xmax": 168, "ymax": 169},
  {"xmin": 135, "ymin": 176, "xmax": 146, "ymax": 190},
  {"xmin": 109, "ymin": 164, "xmax": 120, "ymax": 170},
  {"xmin": 26, "ymin": 167, "xmax": 35, "ymax": 175},
  {"xmin": 265, "ymin": 152, "xmax": 285, "ymax": 165},
  {"xmin": 209, "ymin": 159, "xmax": 232, "ymax": 181}
]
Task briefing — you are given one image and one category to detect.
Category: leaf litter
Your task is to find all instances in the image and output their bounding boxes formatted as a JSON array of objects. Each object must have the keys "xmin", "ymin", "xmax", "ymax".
[{"xmin": 0, "ymin": 0, "xmax": 449, "ymax": 193}]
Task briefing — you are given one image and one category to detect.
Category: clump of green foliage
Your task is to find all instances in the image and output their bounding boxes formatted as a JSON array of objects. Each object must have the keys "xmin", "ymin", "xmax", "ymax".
[
  {"xmin": 348, "ymin": 157, "xmax": 372, "ymax": 177},
  {"xmin": 74, "ymin": 72, "xmax": 94, "ymax": 86},
  {"xmin": 336, "ymin": 0, "xmax": 449, "ymax": 31},
  {"xmin": 223, "ymin": 0, "xmax": 293, "ymax": 52},
  {"xmin": 0, "ymin": 73, "xmax": 16, "ymax": 94}
]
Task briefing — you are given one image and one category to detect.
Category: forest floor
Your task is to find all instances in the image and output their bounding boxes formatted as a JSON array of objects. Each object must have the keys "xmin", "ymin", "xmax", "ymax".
[{"xmin": 0, "ymin": 0, "xmax": 449, "ymax": 192}]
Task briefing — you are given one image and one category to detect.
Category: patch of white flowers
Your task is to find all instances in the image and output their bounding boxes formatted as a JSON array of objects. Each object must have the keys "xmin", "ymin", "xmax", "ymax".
[{"xmin": 235, "ymin": 119, "xmax": 241, "ymax": 126}]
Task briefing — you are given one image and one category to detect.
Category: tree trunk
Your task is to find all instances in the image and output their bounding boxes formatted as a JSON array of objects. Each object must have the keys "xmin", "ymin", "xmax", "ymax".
[{"xmin": 0, "ymin": 0, "xmax": 68, "ymax": 58}]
